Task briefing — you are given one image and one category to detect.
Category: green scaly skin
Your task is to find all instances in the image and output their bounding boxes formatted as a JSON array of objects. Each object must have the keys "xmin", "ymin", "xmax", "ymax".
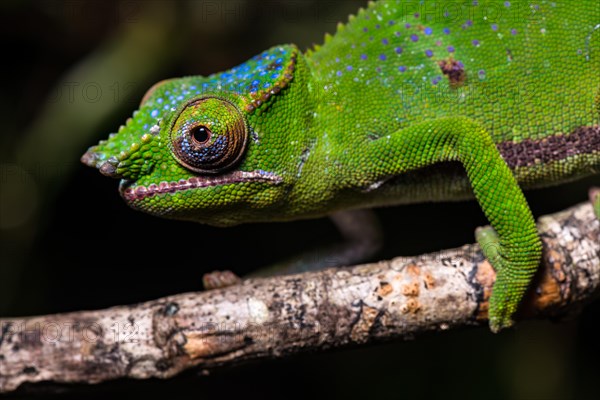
[{"xmin": 82, "ymin": 0, "xmax": 600, "ymax": 332}]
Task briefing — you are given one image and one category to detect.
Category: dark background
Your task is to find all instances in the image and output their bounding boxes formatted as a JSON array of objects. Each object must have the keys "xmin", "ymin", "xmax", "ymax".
[{"xmin": 1, "ymin": 1, "xmax": 598, "ymax": 399}]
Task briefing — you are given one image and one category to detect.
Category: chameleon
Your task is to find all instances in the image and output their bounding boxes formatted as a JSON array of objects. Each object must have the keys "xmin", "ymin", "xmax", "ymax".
[{"xmin": 81, "ymin": 0, "xmax": 600, "ymax": 332}]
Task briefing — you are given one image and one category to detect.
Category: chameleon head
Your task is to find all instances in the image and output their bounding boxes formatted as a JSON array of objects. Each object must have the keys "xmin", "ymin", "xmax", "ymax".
[{"xmin": 81, "ymin": 45, "xmax": 312, "ymax": 226}]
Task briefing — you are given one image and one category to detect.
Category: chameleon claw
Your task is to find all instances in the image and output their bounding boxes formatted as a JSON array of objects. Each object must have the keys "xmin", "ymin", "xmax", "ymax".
[{"xmin": 203, "ymin": 270, "xmax": 242, "ymax": 290}]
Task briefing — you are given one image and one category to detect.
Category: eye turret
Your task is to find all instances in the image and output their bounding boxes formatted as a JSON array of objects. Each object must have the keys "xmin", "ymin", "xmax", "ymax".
[{"xmin": 169, "ymin": 97, "xmax": 248, "ymax": 174}]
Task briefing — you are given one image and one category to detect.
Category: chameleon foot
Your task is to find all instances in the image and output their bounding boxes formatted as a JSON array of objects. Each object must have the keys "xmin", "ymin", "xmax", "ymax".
[
  {"xmin": 202, "ymin": 270, "xmax": 242, "ymax": 290},
  {"xmin": 475, "ymin": 226, "xmax": 541, "ymax": 333}
]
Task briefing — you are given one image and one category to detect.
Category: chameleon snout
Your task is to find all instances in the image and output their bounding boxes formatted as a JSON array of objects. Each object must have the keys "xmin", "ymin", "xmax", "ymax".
[
  {"xmin": 80, "ymin": 150, "xmax": 97, "ymax": 168},
  {"xmin": 80, "ymin": 150, "xmax": 124, "ymax": 179}
]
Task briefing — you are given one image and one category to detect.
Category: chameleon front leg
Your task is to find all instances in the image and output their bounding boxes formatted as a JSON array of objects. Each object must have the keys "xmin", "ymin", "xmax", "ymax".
[
  {"xmin": 253, "ymin": 209, "xmax": 383, "ymax": 275},
  {"xmin": 203, "ymin": 209, "xmax": 383, "ymax": 289},
  {"xmin": 345, "ymin": 117, "xmax": 542, "ymax": 332}
]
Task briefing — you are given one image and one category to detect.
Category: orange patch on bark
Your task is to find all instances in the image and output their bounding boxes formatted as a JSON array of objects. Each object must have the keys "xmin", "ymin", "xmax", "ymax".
[
  {"xmin": 406, "ymin": 264, "xmax": 421, "ymax": 276},
  {"xmin": 401, "ymin": 298, "xmax": 421, "ymax": 314},
  {"xmin": 475, "ymin": 260, "xmax": 496, "ymax": 320},
  {"xmin": 402, "ymin": 282, "xmax": 420, "ymax": 297},
  {"xmin": 378, "ymin": 281, "xmax": 393, "ymax": 297},
  {"xmin": 531, "ymin": 250, "xmax": 566, "ymax": 310},
  {"xmin": 423, "ymin": 272, "xmax": 435, "ymax": 289},
  {"xmin": 350, "ymin": 305, "xmax": 379, "ymax": 342}
]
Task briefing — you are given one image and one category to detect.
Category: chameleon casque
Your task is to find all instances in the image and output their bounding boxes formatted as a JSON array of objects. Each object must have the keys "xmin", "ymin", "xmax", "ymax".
[{"xmin": 82, "ymin": 0, "xmax": 600, "ymax": 331}]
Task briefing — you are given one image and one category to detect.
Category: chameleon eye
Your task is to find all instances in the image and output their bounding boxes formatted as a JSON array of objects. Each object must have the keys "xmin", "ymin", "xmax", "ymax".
[
  {"xmin": 191, "ymin": 126, "xmax": 211, "ymax": 144},
  {"xmin": 170, "ymin": 97, "xmax": 248, "ymax": 174}
]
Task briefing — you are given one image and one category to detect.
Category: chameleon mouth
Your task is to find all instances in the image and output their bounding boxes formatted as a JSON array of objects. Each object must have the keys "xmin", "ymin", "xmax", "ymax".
[{"xmin": 119, "ymin": 170, "xmax": 282, "ymax": 201}]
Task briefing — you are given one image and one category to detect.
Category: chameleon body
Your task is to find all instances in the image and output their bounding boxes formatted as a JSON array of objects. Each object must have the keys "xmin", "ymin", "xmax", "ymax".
[{"xmin": 82, "ymin": 0, "xmax": 600, "ymax": 331}]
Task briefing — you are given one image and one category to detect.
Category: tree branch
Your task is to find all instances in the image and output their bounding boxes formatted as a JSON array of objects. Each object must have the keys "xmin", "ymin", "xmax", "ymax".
[{"xmin": 1, "ymin": 201, "xmax": 598, "ymax": 393}]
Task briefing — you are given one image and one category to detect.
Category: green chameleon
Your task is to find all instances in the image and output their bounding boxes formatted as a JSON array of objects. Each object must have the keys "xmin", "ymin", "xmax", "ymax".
[{"xmin": 82, "ymin": 0, "xmax": 600, "ymax": 332}]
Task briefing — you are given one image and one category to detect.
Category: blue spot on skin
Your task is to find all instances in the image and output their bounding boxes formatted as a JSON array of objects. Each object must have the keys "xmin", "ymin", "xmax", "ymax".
[
  {"xmin": 410, "ymin": 34, "xmax": 419, "ymax": 42},
  {"xmin": 443, "ymin": 28, "xmax": 450, "ymax": 34},
  {"xmin": 382, "ymin": 38, "xmax": 389, "ymax": 45},
  {"xmin": 379, "ymin": 54, "xmax": 387, "ymax": 61},
  {"xmin": 361, "ymin": 54, "xmax": 368, "ymax": 60},
  {"xmin": 425, "ymin": 49, "xmax": 433, "ymax": 57},
  {"xmin": 424, "ymin": 27, "xmax": 433, "ymax": 35},
  {"xmin": 150, "ymin": 109, "xmax": 159, "ymax": 118},
  {"xmin": 491, "ymin": 24, "xmax": 498, "ymax": 31},
  {"xmin": 399, "ymin": 66, "xmax": 407, "ymax": 72},
  {"xmin": 395, "ymin": 47, "xmax": 403, "ymax": 54},
  {"xmin": 447, "ymin": 46, "xmax": 455, "ymax": 52}
]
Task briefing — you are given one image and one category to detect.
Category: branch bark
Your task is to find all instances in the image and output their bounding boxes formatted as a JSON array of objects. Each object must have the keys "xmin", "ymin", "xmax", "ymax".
[{"xmin": 1, "ymin": 201, "xmax": 599, "ymax": 393}]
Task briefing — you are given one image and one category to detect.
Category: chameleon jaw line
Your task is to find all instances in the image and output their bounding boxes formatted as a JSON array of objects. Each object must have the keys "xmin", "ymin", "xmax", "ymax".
[{"xmin": 119, "ymin": 170, "xmax": 282, "ymax": 201}]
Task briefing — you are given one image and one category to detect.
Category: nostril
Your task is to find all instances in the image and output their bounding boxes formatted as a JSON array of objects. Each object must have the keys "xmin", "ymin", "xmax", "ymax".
[
  {"xmin": 80, "ymin": 151, "xmax": 98, "ymax": 167},
  {"xmin": 99, "ymin": 160, "xmax": 121, "ymax": 178}
]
